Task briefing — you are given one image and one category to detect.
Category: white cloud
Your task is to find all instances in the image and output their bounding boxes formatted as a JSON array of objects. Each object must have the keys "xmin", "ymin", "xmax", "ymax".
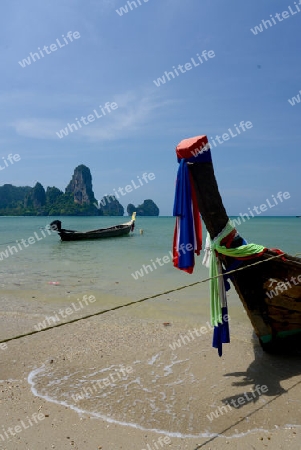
[
  {"xmin": 10, "ymin": 88, "xmax": 174, "ymax": 142},
  {"xmin": 10, "ymin": 118, "xmax": 62, "ymax": 140}
]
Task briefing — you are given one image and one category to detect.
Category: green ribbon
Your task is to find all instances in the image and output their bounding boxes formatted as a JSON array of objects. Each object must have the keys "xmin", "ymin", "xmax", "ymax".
[{"xmin": 209, "ymin": 222, "xmax": 265, "ymax": 327}]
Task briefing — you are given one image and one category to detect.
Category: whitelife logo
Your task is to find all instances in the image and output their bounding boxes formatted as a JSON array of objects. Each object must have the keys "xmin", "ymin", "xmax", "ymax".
[
  {"xmin": 206, "ymin": 385, "xmax": 268, "ymax": 422},
  {"xmin": 183, "ymin": 121, "xmax": 253, "ymax": 159},
  {"xmin": 141, "ymin": 436, "xmax": 171, "ymax": 450},
  {"xmin": 0, "ymin": 153, "xmax": 21, "ymax": 171},
  {"xmin": 250, "ymin": 2, "xmax": 301, "ymax": 35},
  {"xmin": 153, "ymin": 50, "xmax": 215, "ymax": 87},
  {"xmin": 266, "ymin": 275, "xmax": 301, "ymax": 299},
  {"xmin": 18, "ymin": 31, "xmax": 81, "ymax": 68},
  {"xmin": 189, "ymin": 121, "xmax": 253, "ymax": 156},
  {"xmin": 55, "ymin": 101, "xmax": 118, "ymax": 139},
  {"xmin": 96, "ymin": 172, "xmax": 155, "ymax": 208},
  {"xmin": 288, "ymin": 89, "xmax": 301, "ymax": 106},
  {"xmin": 169, "ymin": 314, "xmax": 230, "ymax": 351},
  {"xmin": 230, "ymin": 191, "xmax": 291, "ymax": 227},
  {"xmin": 34, "ymin": 295, "xmax": 96, "ymax": 331},
  {"xmin": 71, "ymin": 365, "xmax": 134, "ymax": 403},
  {"xmin": 0, "ymin": 412, "xmax": 45, "ymax": 443},
  {"xmin": 131, "ymin": 242, "xmax": 195, "ymax": 280},
  {"xmin": 0, "ymin": 226, "xmax": 57, "ymax": 262},
  {"xmin": 0, "ymin": 342, "xmax": 8, "ymax": 351},
  {"xmin": 116, "ymin": 0, "xmax": 150, "ymax": 16}
]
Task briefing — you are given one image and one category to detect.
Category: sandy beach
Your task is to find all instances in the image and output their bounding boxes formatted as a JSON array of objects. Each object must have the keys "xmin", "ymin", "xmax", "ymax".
[{"xmin": 1, "ymin": 285, "xmax": 300, "ymax": 450}]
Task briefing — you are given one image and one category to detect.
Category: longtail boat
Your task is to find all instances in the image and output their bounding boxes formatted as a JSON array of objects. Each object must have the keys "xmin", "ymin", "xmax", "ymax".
[
  {"xmin": 50, "ymin": 212, "xmax": 136, "ymax": 241},
  {"xmin": 173, "ymin": 136, "xmax": 301, "ymax": 352}
]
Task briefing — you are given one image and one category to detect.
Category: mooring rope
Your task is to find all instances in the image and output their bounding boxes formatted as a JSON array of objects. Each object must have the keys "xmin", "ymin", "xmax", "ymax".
[{"xmin": 0, "ymin": 251, "xmax": 299, "ymax": 345}]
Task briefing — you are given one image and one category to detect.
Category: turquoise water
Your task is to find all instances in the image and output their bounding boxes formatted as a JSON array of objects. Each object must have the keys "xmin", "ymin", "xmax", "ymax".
[
  {"xmin": 2, "ymin": 216, "xmax": 300, "ymax": 439},
  {"xmin": 0, "ymin": 216, "xmax": 300, "ymax": 300}
]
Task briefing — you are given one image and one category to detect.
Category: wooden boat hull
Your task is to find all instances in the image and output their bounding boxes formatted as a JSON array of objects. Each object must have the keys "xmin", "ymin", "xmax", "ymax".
[
  {"xmin": 187, "ymin": 155, "xmax": 301, "ymax": 351},
  {"xmin": 50, "ymin": 213, "xmax": 136, "ymax": 242},
  {"xmin": 58, "ymin": 223, "xmax": 133, "ymax": 241},
  {"xmin": 225, "ymin": 250, "xmax": 301, "ymax": 347}
]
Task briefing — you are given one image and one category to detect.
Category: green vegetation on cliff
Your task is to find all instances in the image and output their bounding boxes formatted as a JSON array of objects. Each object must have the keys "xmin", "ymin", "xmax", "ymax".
[
  {"xmin": 0, "ymin": 165, "xmax": 158, "ymax": 216},
  {"xmin": 97, "ymin": 196, "xmax": 124, "ymax": 216},
  {"xmin": 0, "ymin": 165, "xmax": 102, "ymax": 216},
  {"xmin": 127, "ymin": 199, "xmax": 159, "ymax": 216},
  {"xmin": 0, "ymin": 184, "xmax": 32, "ymax": 215}
]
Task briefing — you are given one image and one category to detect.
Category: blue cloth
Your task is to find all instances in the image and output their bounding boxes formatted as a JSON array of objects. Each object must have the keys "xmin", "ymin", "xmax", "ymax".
[
  {"xmin": 173, "ymin": 159, "xmax": 195, "ymax": 270},
  {"xmin": 173, "ymin": 151, "xmax": 211, "ymax": 271},
  {"xmin": 212, "ymin": 306, "xmax": 230, "ymax": 357}
]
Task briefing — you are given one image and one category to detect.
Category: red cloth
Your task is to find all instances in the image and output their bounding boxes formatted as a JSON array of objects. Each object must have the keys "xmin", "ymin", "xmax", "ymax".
[
  {"xmin": 220, "ymin": 230, "xmax": 237, "ymax": 248},
  {"xmin": 176, "ymin": 135, "xmax": 209, "ymax": 160},
  {"xmin": 233, "ymin": 248, "xmax": 286, "ymax": 261}
]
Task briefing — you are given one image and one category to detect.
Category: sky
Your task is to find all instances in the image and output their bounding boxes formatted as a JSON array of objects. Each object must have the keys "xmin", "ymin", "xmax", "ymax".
[{"xmin": 1, "ymin": 0, "xmax": 300, "ymax": 216}]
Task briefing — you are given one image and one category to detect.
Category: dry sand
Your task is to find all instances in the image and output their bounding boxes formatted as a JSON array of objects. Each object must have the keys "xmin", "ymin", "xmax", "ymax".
[{"xmin": 0, "ymin": 287, "xmax": 301, "ymax": 450}]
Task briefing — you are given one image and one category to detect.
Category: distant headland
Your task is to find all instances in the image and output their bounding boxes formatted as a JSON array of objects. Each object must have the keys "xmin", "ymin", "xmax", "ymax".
[{"xmin": 0, "ymin": 165, "xmax": 159, "ymax": 216}]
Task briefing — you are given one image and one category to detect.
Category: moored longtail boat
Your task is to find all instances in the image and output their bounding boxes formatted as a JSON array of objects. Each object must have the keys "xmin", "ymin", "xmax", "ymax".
[
  {"xmin": 173, "ymin": 135, "xmax": 301, "ymax": 352},
  {"xmin": 50, "ymin": 212, "xmax": 136, "ymax": 241}
]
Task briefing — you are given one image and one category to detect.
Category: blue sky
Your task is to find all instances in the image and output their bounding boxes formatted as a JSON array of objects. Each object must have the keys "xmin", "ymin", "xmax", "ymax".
[{"xmin": 1, "ymin": 0, "xmax": 300, "ymax": 215}]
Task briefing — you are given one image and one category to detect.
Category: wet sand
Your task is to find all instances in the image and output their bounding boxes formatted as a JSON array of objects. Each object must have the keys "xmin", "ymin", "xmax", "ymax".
[{"xmin": 0, "ymin": 287, "xmax": 301, "ymax": 449}]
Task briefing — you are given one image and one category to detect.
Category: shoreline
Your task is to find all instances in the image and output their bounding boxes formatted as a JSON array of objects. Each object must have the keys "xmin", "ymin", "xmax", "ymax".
[{"xmin": 1, "ymin": 286, "xmax": 301, "ymax": 449}]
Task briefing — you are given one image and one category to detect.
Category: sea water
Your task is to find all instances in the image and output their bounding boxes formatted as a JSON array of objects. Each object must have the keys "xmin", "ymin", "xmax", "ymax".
[
  {"xmin": 0, "ymin": 215, "xmax": 300, "ymax": 342},
  {"xmin": 0, "ymin": 215, "xmax": 300, "ymax": 299}
]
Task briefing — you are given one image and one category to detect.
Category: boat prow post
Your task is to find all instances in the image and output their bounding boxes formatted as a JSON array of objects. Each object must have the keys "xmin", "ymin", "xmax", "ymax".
[{"xmin": 173, "ymin": 135, "xmax": 301, "ymax": 353}]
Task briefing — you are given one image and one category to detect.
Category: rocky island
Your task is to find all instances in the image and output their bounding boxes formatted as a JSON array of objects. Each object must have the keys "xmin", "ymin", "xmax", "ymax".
[
  {"xmin": 0, "ymin": 165, "xmax": 159, "ymax": 216},
  {"xmin": 127, "ymin": 200, "xmax": 159, "ymax": 216}
]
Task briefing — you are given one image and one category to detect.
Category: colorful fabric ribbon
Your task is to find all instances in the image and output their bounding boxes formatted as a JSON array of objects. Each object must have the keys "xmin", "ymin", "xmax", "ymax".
[
  {"xmin": 203, "ymin": 222, "xmax": 267, "ymax": 356},
  {"xmin": 173, "ymin": 136, "xmax": 212, "ymax": 273},
  {"xmin": 172, "ymin": 156, "xmax": 203, "ymax": 274},
  {"xmin": 172, "ymin": 136, "xmax": 268, "ymax": 357},
  {"xmin": 207, "ymin": 221, "xmax": 266, "ymax": 328}
]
